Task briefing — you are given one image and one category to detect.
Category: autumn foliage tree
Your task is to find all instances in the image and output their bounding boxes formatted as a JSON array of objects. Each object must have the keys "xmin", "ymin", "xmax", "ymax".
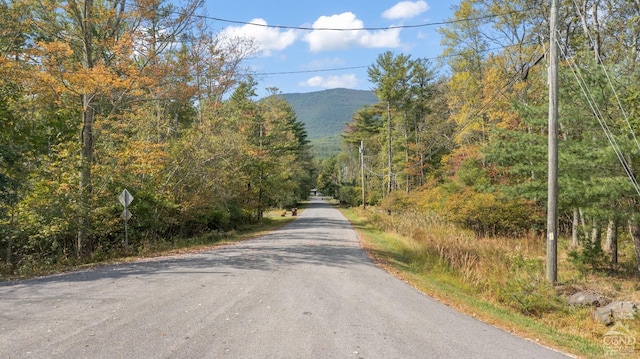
[{"xmin": 0, "ymin": 1, "xmax": 315, "ymax": 274}]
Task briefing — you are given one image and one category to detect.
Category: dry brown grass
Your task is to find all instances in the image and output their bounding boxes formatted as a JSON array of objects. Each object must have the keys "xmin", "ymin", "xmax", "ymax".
[{"xmin": 349, "ymin": 206, "xmax": 640, "ymax": 358}]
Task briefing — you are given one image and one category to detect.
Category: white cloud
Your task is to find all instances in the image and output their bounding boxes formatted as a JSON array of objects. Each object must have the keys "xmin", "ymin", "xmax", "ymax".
[
  {"xmin": 303, "ymin": 12, "xmax": 401, "ymax": 52},
  {"xmin": 382, "ymin": 1, "xmax": 430, "ymax": 20},
  {"xmin": 221, "ymin": 18, "xmax": 297, "ymax": 56},
  {"xmin": 299, "ymin": 74, "xmax": 358, "ymax": 89}
]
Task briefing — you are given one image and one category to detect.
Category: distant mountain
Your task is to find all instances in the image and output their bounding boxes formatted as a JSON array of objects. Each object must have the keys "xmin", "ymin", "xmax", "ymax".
[{"xmin": 281, "ymin": 88, "xmax": 378, "ymax": 157}]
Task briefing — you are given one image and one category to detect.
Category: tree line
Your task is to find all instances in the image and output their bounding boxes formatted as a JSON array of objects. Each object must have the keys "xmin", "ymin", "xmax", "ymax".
[
  {"xmin": 319, "ymin": 0, "xmax": 640, "ymax": 275},
  {"xmin": 0, "ymin": 0, "xmax": 315, "ymax": 273}
]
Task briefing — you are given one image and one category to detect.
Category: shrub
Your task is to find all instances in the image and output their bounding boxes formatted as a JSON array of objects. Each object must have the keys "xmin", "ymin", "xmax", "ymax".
[
  {"xmin": 495, "ymin": 256, "xmax": 565, "ymax": 317},
  {"xmin": 442, "ymin": 188, "xmax": 542, "ymax": 237},
  {"xmin": 568, "ymin": 243, "xmax": 608, "ymax": 274},
  {"xmin": 338, "ymin": 185, "xmax": 361, "ymax": 207},
  {"xmin": 380, "ymin": 191, "xmax": 411, "ymax": 214},
  {"xmin": 497, "ymin": 276, "xmax": 565, "ymax": 317}
]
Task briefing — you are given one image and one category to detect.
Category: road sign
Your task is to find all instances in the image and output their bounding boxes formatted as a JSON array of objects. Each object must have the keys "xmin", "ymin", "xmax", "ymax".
[
  {"xmin": 119, "ymin": 189, "xmax": 134, "ymax": 248},
  {"xmin": 119, "ymin": 189, "xmax": 133, "ymax": 207}
]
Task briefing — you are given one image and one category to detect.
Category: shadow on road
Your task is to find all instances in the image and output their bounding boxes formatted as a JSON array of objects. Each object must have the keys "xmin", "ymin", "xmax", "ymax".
[{"xmin": 1, "ymin": 199, "xmax": 371, "ymax": 288}]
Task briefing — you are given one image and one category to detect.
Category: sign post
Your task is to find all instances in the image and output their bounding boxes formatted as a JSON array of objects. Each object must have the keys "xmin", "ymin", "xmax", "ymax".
[{"xmin": 119, "ymin": 189, "xmax": 134, "ymax": 248}]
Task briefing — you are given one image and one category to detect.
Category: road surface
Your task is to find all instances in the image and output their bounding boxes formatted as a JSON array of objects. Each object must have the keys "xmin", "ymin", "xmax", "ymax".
[{"xmin": 0, "ymin": 198, "xmax": 570, "ymax": 358}]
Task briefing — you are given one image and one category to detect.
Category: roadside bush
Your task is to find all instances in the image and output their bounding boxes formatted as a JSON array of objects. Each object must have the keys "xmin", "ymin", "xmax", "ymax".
[
  {"xmin": 380, "ymin": 191, "xmax": 411, "ymax": 214},
  {"xmin": 441, "ymin": 188, "xmax": 542, "ymax": 237},
  {"xmin": 497, "ymin": 277, "xmax": 565, "ymax": 317},
  {"xmin": 338, "ymin": 185, "xmax": 361, "ymax": 207},
  {"xmin": 495, "ymin": 256, "xmax": 565, "ymax": 317},
  {"xmin": 568, "ymin": 243, "xmax": 608, "ymax": 275}
]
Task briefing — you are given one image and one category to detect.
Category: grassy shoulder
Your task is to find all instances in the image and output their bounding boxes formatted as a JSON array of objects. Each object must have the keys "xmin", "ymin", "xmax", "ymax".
[
  {"xmin": 1, "ymin": 207, "xmax": 303, "ymax": 282},
  {"xmin": 340, "ymin": 206, "xmax": 639, "ymax": 359}
]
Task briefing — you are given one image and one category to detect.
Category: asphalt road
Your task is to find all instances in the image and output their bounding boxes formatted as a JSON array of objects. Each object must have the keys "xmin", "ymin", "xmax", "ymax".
[{"xmin": 0, "ymin": 197, "xmax": 571, "ymax": 358}]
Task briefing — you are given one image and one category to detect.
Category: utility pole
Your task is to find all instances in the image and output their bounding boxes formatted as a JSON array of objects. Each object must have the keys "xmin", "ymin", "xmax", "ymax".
[
  {"xmin": 547, "ymin": 0, "xmax": 559, "ymax": 285},
  {"xmin": 387, "ymin": 101, "xmax": 393, "ymax": 195},
  {"xmin": 360, "ymin": 140, "xmax": 366, "ymax": 208}
]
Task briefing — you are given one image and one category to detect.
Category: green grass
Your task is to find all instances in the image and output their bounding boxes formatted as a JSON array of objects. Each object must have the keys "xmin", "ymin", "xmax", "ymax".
[{"xmin": 340, "ymin": 206, "xmax": 619, "ymax": 359}]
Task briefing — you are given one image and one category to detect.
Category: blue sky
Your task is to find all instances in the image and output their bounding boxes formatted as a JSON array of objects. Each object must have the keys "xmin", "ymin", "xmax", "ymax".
[{"xmin": 202, "ymin": 1, "xmax": 459, "ymax": 97}]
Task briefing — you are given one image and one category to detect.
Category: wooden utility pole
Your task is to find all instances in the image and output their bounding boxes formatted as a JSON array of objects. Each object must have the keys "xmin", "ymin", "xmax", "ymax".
[
  {"xmin": 387, "ymin": 101, "xmax": 393, "ymax": 195},
  {"xmin": 547, "ymin": 0, "xmax": 559, "ymax": 284},
  {"xmin": 360, "ymin": 140, "xmax": 366, "ymax": 208}
]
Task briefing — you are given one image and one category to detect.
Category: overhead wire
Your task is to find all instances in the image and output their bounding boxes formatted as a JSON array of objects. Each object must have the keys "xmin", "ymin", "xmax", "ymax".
[
  {"xmin": 571, "ymin": 0, "xmax": 640, "ymax": 155},
  {"xmin": 363, "ymin": 163, "xmax": 389, "ymax": 179},
  {"xmin": 254, "ymin": 41, "xmax": 539, "ymax": 76},
  {"xmin": 557, "ymin": 38, "xmax": 640, "ymax": 198},
  {"xmin": 569, "ymin": 0, "xmax": 640, "ymax": 198},
  {"xmin": 194, "ymin": 7, "xmax": 536, "ymax": 32},
  {"xmin": 256, "ymin": 66, "xmax": 368, "ymax": 76},
  {"xmin": 438, "ymin": 45, "xmax": 546, "ymax": 146},
  {"xmin": 117, "ymin": 2, "xmax": 539, "ymax": 77},
  {"xmin": 352, "ymin": 44, "xmax": 545, "ymax": 176}
]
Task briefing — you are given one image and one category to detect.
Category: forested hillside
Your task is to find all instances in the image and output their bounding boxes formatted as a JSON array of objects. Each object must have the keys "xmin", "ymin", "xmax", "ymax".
[
  {"xmin": 318, "ymin": 0, "xmax": 640, "ymax": 278},
  {"xmin": 282, "ymin": 88, "xmax": 377, "ymax": 139},
  {"xmin": 0, "ymin": 1, "xmax": 315, "ymax": 275},
  {"xmin": 282, "ymin": 88, "xmax": 377, "ymax": 157}
]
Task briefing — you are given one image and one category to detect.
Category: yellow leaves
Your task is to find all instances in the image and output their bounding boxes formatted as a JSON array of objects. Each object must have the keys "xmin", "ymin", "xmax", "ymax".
[
  {"xmin": 448, "ymin": 71, "xmax": 479, "ymax": 117},
  {"xmin": 80, "ymin": 63, "xmax": 124, "ymax": 94},
  {"xmin": 482, "ymin": 63, "xmax": 518, "ymax": 130},
  {"xmin": 39, "ymin": 41, "xmax": 74, "ymax": 59},
  {"xmin": 455, "ymin": 0, "xmax": 476, "ymax": 19},
  {"xmin": 134, "ymin": 0, "xmax": 164, "ymax": 20},
  {"xmin": 0, "ymin": 57, "xmax": 22, "ymax": 85},
  {"xmin": 447, "ymin": 49, "xmax": 546, "ymax": 143},
  {"xmin": 34, "ymin": 40, "xmax": 137, "ymax": 98},
  {"xmin": 118, "ymin": 140, "xmax": 168, "ymax": 177}
]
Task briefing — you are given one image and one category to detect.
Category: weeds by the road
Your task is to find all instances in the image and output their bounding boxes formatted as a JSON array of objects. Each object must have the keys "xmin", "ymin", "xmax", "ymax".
[
  {"xmin": 1, "ymin": 209, "xmax": 298, "ymax": 281},
  {"xmin": 342, "ymin": 206, "xmax": 640, "ymax": 359}
]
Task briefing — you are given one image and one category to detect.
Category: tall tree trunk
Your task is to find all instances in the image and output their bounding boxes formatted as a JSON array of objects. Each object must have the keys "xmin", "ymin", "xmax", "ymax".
[
  {"xmin": 77, "ymin": 0, "xmax": 95, "ymax": 257},
  {"xmin": 416, "ymin": 121, "xmax": 424, "ymax": 187},
  {"xmin": 572, "ymin": 208, "xmax": 579, "ymax": 247},
  {"xmin": 387, "ymin": 101, "xmax": 393, "ymax": 195},
  {"xmin": 257, "ymin": 123, "xmax": 264, "ymax": 221},
  {"xmin": 579, "ymin": 208, "xmax": 587, "ymax": 242},
  {"xmin": 592, "ymin": 1, "xmax": 602, "ymax": 63},
  {"xmin": 5, "ymin": 196, "xmax": 16, "ymax": 265},
  {"xmin": 78, "ymin": 94, "xmax": 95, "ymax": 257},
  {"xmin": 591, "ymin": 218, "xmax": 601, "ymax": 249},
  {"xmin": 578, "ymin": 0, "xmax": 602, "ymax": 62},
  {"xmin": 627, "ymin": 219, "xmax": 640, "ymax": 275},
  {"xmin": 403, "ymin": 111, "xmax": 409, "ymax": 193},
  {"xmin": 605, "ymin": 218, "xmax": 618, "ymax": 266}
]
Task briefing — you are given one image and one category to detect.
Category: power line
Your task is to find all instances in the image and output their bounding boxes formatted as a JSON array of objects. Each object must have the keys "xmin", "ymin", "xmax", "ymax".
[
  {"xmin": 254, "ymin": 41, "xmax": 539, "ymax": 76},
  {"xmin": 448, "ymin": 48, "xmax": 545, "ymax": 141},
  {"xmin": 117, "ymin": 2, "xmax": 540, "ymax": 78},
  {"xmin": 196, "ymin": 8, "xmax": 535, "ymax": 32},
  {"xmin": 571, "ymin": 0, "xmax": 640, "ymax": 155},
  {"xmin": 559, "ymin": 40, "xmax": 640, "ymax": 199},
  {"xmin": 123, "ymin": 0, "xmax": 534, "ymax": 32},
  {"xmin": 256, "ymin": 66, "xmax": 367, "ymax": 76}
]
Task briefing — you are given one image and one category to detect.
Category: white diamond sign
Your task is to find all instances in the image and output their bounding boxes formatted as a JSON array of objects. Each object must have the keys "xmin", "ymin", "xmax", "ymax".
[
  {"xmin": 119, "ymin": 189, "xmax": 133, "ymax": 247},
  {"xmin": 119, "ymin": 189, "xmax": 133, "ymax": 207}
]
